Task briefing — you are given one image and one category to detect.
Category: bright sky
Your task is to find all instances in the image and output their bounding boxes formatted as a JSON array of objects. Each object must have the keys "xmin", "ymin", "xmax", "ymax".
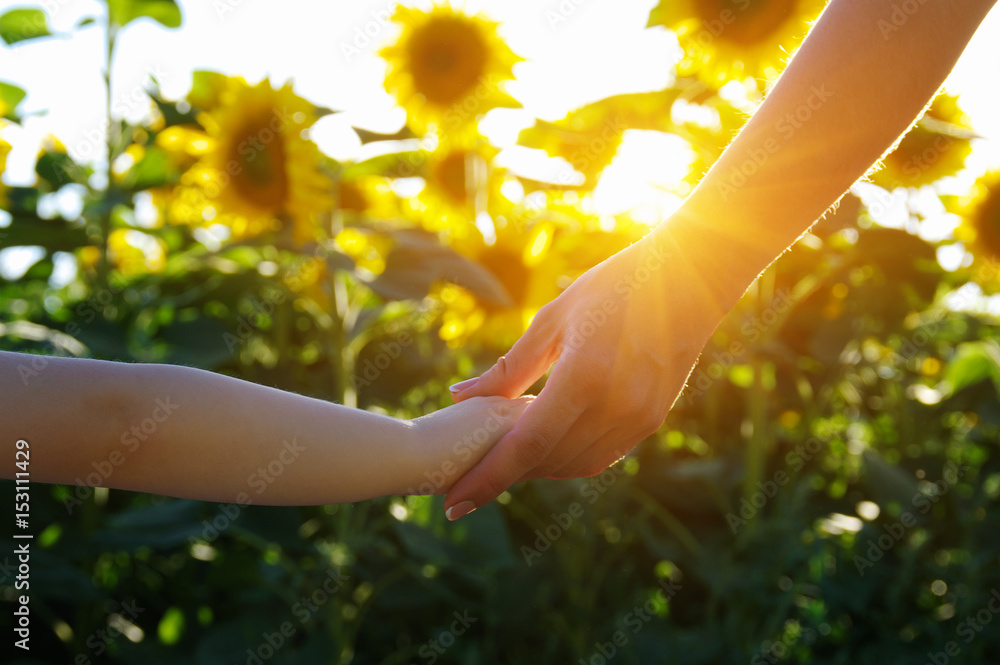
[{"xmin": 1, "ymin": 0, "xmax": 999, "ymax": 273}]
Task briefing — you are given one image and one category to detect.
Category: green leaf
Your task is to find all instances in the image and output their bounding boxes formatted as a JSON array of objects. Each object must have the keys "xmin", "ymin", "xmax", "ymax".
[
  {"xmin": 123, "ymin": 145, "xmax": 176, "ymax": 190},
  {"xmin": 93, "ymin": 499, "xmax": 205, "ymax": 550},
  {"xmin": 352, "ymin": 125, "xmax": 416, "ymax": 145},
  {"xmin": 862, "ymin": 449, "xmax": 921, "ymax": 509},
  {"xmin": 108, "ymin": 0, "xmax": 182, "ymax": 29},
  {"xmin": 313, "ymin": 104, "xmax": 339, "ymax": 118},
  {"xmin": 0, "ymin": 8, "xmax": 52, "ymax": 45},
  {"xmin": 942, "ymin": 340, "xmax": 1000, "ymax": 395},
  {"xmin": 150, "ymin": 94, "xmax": 199, "ymax": 127},
  {"xmin": 187, "ymin": 69, "xmax": 228, "ymax": 110},
  {"xmin": 646, "ymin": 0, "xmax": 669, "ymax": 28},
  {"xmin": 367, "ymin": 229, "xmax": 512, "ymax": 305},
  {"xmin": 160, "ymin": 317, "xmax": 237, "ymax": 369},
  {"xmin": 0, "ymin": 213, "xmax": 89, "ymax": 251},
  {"xmin": 341, "ymin": 150, "xmax": 427, "ymax": 179},
  {"xmin": 0, "ymin": 80, "xmax": 27, "ymax": 121},
  {"xmin": 36, "ymin": 150, "xmax": 86, "ymax": 188}
]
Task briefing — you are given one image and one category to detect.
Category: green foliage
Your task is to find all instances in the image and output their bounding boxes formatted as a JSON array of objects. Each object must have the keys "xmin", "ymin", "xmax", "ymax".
[
  {"xmin": 107, "ymin": 0, "xmax": 182, "ymax": 29},
  {"xmin": 2, "ymin": 2, "xmax": 1000, "ymax": 664},
  {"xmin": 0, "ymin": 8, "xmax": 51, "ymax": 45}
]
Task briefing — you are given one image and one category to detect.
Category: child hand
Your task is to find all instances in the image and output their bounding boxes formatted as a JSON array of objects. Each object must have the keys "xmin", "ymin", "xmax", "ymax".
[{"xmin": 404, "ymin": 395, "xmax": 533, "ymax": 496}]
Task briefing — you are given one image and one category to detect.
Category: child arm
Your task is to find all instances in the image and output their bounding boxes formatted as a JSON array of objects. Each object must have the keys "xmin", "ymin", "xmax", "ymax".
[{"xmin": 0, "ymin": 351, "xmax": 528, "ymax": 505}]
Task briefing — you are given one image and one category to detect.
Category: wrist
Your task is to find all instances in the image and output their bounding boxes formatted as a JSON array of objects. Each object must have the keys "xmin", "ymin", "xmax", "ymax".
[{"xmin": 648, "ymin": 200, "xmax": 780, "ymax": 308}]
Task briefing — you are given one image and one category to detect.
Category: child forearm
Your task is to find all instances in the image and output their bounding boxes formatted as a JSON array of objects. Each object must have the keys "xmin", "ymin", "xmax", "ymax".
[{"xmin": 0, "ymin": 352, "xmax": 524, "ymax": 505}]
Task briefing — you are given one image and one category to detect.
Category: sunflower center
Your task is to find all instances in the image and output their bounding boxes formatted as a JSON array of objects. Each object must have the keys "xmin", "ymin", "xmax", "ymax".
[
  {"xmin": 338, "ymin": 181, "xmax": 368, "ymax": 213},
  {"xmin": 407, "ymin": 15, "xmax": 488, "ymax": 106},
  {"xmin": 693, "ymin": 0, "xmax": 796, "ymax": 46},
  {"xmin": 228, "ymin": 116, "xmax": 290, "ymax": 212},
  {"xmin": 974, "ymin": 186, "xmax": 1000, "ymax": 258},
  {"xmin": 479, "ymin": 246, "xmax": 529, "ymax": 308}
]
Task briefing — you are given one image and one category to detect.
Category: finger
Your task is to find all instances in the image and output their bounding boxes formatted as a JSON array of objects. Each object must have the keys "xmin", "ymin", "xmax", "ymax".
[
  {"xmin": 514, "ymin": 420, "xmax": 615, "ymax": 482},
  {"xmin": 545, "ymin": 427, "xmax": 644, "ymax": 479},
  {"xmin": 443, "ymin": 368, "xmax": 586, "ymax": 520},
  {"xmin": 449, "ymin": 310, "xmax": 561, "ymax": 402}
]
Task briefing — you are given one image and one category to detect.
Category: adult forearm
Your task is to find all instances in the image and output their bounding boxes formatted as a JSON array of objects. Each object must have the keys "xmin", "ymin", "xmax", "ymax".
[{"xmin": 660, "ymin": 0, "xmax": 996, "ymax": 294}]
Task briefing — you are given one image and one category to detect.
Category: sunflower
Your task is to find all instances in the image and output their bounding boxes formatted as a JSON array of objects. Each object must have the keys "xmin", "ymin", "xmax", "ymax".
[
  {"xmin": 335, "ymin": 175, "xmax": 408, "ymax": 221},
  {"xmin": 380, "ymin": 5, "xmax": 522, "ymax": 135},
  {"xmin": 416, "ymin": 143, "xmax": 502, "ymax": 235},
  {"xmin": 873, "ymin": 94, "xmax": 975, "ymax": 190},
  {"xmin": 956, "ymin": 169, "xmax": 1000, "ymax": 291},
  {"xmin": 649, "ymin": 0, "xmax": 825, "ymax": 84},
  {"xmin": 436, "ymin": 215, "xmax": 571, "ymax": 347},
  {"xmin": 164, "ymin": 77, "xmax": 332, "ymax": 245}
]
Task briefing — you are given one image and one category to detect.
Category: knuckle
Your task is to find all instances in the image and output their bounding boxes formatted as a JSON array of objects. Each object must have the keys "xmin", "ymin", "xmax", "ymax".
[
  {"xmin": 480, "ymin": 472, "xmax": 512, "ymax": 502},
  {"xmin": 512, "ymin": 430, "xmax": 554, "ymax": 469},
  {"xmin": 493, "ymin": 353, "xmax": 514, "ymax": 381}
]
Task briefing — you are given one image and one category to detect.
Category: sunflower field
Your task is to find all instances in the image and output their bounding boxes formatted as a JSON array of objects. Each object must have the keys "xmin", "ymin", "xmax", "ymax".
[{"xmin": 2, "ymin": 0, "xmax": 1000, "ymax": 663}]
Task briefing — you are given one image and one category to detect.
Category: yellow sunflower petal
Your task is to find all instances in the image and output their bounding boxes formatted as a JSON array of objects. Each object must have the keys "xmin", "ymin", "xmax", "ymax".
[
  {"xmin": 956, "ymin": 169, "xmax": 1000, "ymax": 291},
  {"xmin": 874, "ymin": 93, "xmax": 975, "ymax": 189}
]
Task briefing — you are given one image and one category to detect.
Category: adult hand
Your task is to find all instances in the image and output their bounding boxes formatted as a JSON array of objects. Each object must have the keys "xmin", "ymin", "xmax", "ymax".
[{"xmin": 444, "ymin": 220, "xmax": 748, "ymax": 520}]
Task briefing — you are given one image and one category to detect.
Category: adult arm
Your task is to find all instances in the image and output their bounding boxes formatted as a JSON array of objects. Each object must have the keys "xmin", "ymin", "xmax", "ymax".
[
  {"xmin": 444, "ymin": 0, "xmax": 999, "ymax": 520},
  {"xmin": 0, "ymin": 351, "xmax": 529, "ymax": 505}
]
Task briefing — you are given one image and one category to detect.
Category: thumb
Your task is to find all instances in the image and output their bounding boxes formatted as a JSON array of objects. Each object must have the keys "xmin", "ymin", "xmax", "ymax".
[{"xmin": 450, "ymin": 309, "xmax": 561, "ymax": 402}]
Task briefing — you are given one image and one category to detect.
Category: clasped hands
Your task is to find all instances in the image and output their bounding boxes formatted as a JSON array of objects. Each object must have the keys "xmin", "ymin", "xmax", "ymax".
[{"xmin": 441, "ymin": 220, "xmax": 742, "ymax": 520}]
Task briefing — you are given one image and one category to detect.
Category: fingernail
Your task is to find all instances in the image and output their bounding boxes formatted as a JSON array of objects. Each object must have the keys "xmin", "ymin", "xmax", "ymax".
[
  {"xmin": 449, "ymin": 378, "xmax": 479, "ymax": 393},
  {"xmin": 445, "ymin": 501, "xmax": 476, "ymax": 521}
]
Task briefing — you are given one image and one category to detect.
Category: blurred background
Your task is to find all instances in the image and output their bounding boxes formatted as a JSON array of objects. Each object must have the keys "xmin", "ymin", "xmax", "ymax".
[{"xmin": 1, "ymin": 0, "xmax": 1000, "ymax": 662}]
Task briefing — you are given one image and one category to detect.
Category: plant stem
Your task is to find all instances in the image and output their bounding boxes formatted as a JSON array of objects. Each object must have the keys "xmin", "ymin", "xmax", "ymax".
[{"xmin": 99, "ymin": 10, "xmax": 117, "ymax": 292}]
